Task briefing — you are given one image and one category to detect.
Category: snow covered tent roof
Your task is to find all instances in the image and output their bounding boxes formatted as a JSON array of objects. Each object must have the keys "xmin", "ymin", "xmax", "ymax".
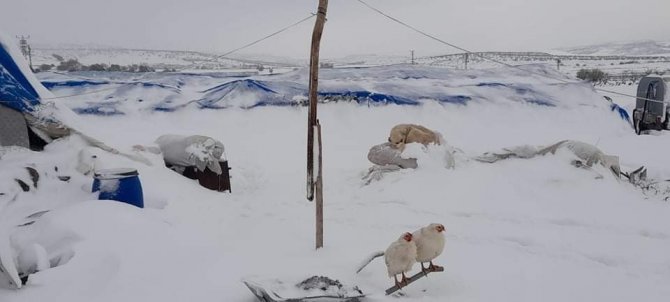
[
  {"xmin": 34, "ymin": 63, "xmax": 613, "ymax": 114},
  {"xmin": 0, "ymin": 40, "xmax": 42, "ymax": 113},
  {"xmin": 0, "ymin": 33, "xmax": 103, "ymax": 149},
  {"xmin": 0, "ymin": 33, "xmax": 51, "ymax": 148},
  {"xmin": 192, "ymin": 64, "xmax": 601, "ymax": 109}
]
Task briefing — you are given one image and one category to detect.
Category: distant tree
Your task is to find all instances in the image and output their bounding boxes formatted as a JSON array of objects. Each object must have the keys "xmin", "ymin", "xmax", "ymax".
[
  {"xmin": 108, "ymin": 64, "xmax": 122, "ymax": 72},
  {"xmin": 87, "ymin": 63, "xmax": 108, "ymax": 71},
  {"xmin": 127, "ymin": 64, "xmax": 139, "ymax": 72},
  {"xmin": 576, "ymin": 68, "xmax": 608, "ymax": 84},
  {"xmin": 138, "ymin": 65, "xmax": 155, "ymax": 72},
  {"xmin": 52, "ymin": 54, "xmax": 64, "ymax": 62},
  {"xmin": 37, "ymin": 64, "xmax": 53, "ymax": 72},
  {"xmin": 56, "ymin": 59, "xmax": 83, "ymax": 71}
]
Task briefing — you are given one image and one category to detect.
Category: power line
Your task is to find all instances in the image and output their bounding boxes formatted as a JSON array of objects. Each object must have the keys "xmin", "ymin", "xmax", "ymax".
[
  {"xmin": 193, "ymin": 13, "xmax": 316, "ymax": 68},
  {"xmin": 354, "ymin": 0, "xmax": 663, "ymax": 103},
  {"xmin": 355, "ymin": 0, "xmax": 529, "ymax": 71}
]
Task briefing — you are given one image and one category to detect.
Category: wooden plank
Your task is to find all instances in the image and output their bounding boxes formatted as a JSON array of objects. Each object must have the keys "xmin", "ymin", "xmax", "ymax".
[{"xmin": 385, "ymin": 267, "xmax": 444, "ymax": 295}]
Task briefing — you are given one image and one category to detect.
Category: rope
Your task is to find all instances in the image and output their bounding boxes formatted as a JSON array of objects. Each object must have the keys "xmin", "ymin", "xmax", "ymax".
[{"xmin": 354, "ymin": 0, "xmax": 665, "ymax": 104}]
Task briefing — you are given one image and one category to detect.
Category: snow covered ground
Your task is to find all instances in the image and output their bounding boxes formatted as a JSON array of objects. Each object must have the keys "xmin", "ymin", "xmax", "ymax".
[{"xmin": 2, "ymin": 66, "xmax": 670, "ymax": 302}]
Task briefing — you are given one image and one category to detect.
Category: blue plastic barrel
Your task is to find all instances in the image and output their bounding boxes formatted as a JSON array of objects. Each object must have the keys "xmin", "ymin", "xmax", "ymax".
[{"xmin": 92, "ymin": 168, "xmax": 144, "ymax": 208}]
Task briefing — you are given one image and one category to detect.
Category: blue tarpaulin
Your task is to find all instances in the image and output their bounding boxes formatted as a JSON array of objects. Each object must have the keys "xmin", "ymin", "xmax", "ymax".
[{"xmin": 0, "ymin": 43, "xmax": 41, "ymax": 112}]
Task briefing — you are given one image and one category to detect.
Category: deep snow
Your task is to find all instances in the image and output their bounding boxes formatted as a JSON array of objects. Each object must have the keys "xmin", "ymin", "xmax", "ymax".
[{"xmin": 1, "ymin": 67, "xmax": 670, "ymax": 302}]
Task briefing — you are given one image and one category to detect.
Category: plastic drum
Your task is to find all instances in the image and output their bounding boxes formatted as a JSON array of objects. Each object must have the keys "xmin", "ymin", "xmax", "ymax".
[{"xmin": 92, "ymin": 168, "xmax": 144, "ymax": 208}]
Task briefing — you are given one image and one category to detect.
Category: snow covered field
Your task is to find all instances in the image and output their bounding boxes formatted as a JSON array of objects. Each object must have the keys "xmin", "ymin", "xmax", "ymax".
[{"xmin": 2, "ymin": 66, "xmax": 670, "ymax": 302}]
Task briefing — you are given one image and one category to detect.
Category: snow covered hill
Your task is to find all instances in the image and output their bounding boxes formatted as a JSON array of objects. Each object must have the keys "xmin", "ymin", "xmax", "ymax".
[
  {"xmin": 558, "ymin": 40, "xmax": 670, "ymax": 56},
  {"xmin": 29, "ymin": 42, "xmax": 669, "ymax": 84},
  {"xmin": 2, "ymin": 63, "xmax": 670, "ymax": 302},
  {"xmin": 31, "ymin": 46, "xmax": 302, "ymax": 70}
]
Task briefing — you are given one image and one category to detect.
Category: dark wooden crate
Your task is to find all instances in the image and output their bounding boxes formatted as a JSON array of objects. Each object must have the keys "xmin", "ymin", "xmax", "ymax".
[{"xmin": 174, "ymin": 161, "xmax": 231, "ymax": 193}]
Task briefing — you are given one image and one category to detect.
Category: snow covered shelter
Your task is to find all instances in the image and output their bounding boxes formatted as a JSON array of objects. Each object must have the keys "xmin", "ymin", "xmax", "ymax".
[{"xmin": 0, "ymin": 34, "xmax": 70, "ymax": 150}]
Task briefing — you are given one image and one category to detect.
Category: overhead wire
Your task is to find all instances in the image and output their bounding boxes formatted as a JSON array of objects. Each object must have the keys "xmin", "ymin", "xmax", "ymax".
[
  {"xmin": 210, "ymin": 13, "xmax": 315, "ymax": 61},
  {"xmin": 354, "ymin": 0, "xmax": 663, "ymax": 103}
]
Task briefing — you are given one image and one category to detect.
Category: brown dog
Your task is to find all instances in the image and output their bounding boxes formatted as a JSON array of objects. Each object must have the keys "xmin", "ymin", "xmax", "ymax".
[{"xmin": 388, "ymin": 124, "xmax": 440, "ymax": 151}]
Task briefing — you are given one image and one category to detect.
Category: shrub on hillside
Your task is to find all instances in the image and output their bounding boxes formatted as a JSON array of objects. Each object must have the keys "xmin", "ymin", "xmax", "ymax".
[
  {"xmin": 576, "ymin": 68, "xmax": 608, "ymax": 84},
  {"xmin": 37, "ymin": 64, "xmax": 54, "ymax": 72},
  {"xmin": 87, "ymin": 63, "xmax": 108, "ymax": 71},
  {"xmin": 56, "ymin": 59, "xmax": 83, "ymax": 72}
]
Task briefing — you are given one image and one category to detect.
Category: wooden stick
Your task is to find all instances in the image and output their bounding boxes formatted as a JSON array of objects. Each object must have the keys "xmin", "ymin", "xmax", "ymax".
[
  {"xmin": 385, "ymin": 267, "xmax": 444, "ymax": 295},
  {"xmin": 306, "ymin": 0, "xmax": 328, "ymax": 202},
  {"xmin": 315, "ymin": 121, "xmax": 323, "ymax": 249}
]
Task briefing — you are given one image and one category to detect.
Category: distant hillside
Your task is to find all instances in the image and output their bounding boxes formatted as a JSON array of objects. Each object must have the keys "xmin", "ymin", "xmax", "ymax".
[
  {"xmin": 558, "ymin": 40, "xmax": 670, "ymax": 56},
  {"xmin": 31, "ymin": 46, "xmax": 303, "ymax": 70}
]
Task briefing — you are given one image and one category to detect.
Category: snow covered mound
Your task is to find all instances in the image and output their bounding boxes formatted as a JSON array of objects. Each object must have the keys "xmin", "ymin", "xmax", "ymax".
[{"xmin": 37, "ymin": 64, "xmax": 608, "ymax": 114}]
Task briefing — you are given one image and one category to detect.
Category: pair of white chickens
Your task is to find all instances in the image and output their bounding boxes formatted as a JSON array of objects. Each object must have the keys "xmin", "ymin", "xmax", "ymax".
[{"xmin": 357, "ymin": 223, "xmax": 446, "ymax": 288}]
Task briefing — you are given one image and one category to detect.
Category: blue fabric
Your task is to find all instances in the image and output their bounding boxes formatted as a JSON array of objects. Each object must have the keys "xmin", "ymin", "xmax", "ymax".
[
  {"xmin": 35, "ymin": 66, "xmax": 599, "ymax": 113},
  {"xmin": 41, "ymin": 80, "xmax": 109, "ymax": 89},
  {"xmin": 0, "ymin": 44, "xmax": 41, "ymax": 112},
  {"xmin": 611, "ymin": 103, "xmax": 631, "ymax": 123}
]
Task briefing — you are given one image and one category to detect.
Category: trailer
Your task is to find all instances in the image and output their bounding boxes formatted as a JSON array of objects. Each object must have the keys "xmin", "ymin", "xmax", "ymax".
[{"xmin": 633, "ymin": 76, "xmax": 670, "ymax": 134}]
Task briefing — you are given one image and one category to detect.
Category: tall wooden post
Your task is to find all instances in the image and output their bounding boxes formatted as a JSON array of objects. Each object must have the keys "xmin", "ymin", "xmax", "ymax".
[
  {"xmin": 307, "ymin": 0, "xmax": 328, "ymax": 249},
  {"xmin": 464, "ymin": 52, "xmax": 469, "ymax": 70}
]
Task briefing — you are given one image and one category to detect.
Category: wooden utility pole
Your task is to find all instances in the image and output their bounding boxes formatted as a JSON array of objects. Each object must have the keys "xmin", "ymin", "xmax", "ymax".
[
  {"xmin": 17, "ymin": 35, "xmax": 33, "ymax": 71},
  {"xmin": 410, "ymin": 50, "xmax": 415, "ymax": 65},
  {"xmin": 464, "ymin": 52, "xmax": 469, "ymax": 70},
  {"xmin": 306, "ymin": 0, "xmax": 328, "ymax": 249}
]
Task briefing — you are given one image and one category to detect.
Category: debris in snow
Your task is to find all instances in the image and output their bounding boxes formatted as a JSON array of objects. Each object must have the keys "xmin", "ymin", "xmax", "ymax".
[
  {"xmin": 155, "ymin": 134, "xmax": 225, "ymax": 174},
  {"xmin": 475, "ymin": 140, "xmax": 621, "ymax": 177},
  {"xmin": 244, "ymin": 277, "xmax": 365, "ymax": 302}
]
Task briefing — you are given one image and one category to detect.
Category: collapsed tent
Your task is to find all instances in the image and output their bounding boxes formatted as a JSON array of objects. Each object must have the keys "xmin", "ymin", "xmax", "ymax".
[
  {"xmin": 37, "ymin": 64, "xmax": 613, "ymax": 114},
  {"xmin": 0, "ymin": 33, "xmax": 133, "ymax": 158},
  {"xmin": 0, "ymin": 34, "xmax": 71, "ymax": 150},
  {"xmin": 192, "ymin": 65, "xmax": 582, "ymax": 109}
]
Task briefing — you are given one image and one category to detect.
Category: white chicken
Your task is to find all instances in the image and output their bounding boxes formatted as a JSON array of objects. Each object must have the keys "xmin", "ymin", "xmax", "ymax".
[
  {"xmin": 384, "ymin": 232, "xmax": 417, "ymax": 288},
  {"xmin": 412, "ymin": 223, "xmax": 446, "ymax": 273}
]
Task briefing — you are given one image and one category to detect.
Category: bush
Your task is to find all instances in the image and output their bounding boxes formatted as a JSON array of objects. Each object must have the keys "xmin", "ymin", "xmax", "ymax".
[
  {"xmin": 37, "ymin": 64, "xmax": 53, "ymax": 72},
  {"xmin": 87, "ymin": 63, "xmax": 108, "ymax": 71},
  {"xmin": 576, "ymin": 68, "xmax": 608, "ymax": 84},
  {"xmin": 108, "ymin": 64, "xmax": 122, "ymax": 72},
  {"xmin": 56, "ymin": 59, "xmax": 83, "ymax": 71},
  {"xmin": 138, "ymin": 65, "xmax": 155, "ymax": 72},
  {"xmin": 52, "ymin": 54, "xmax": 64, "ymax": 62}
]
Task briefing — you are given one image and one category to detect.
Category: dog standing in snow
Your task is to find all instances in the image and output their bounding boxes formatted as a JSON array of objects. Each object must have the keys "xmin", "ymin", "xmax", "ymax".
[{"xmin": 388, "ymin": 124, "xmax": 441, "ymax": 151}]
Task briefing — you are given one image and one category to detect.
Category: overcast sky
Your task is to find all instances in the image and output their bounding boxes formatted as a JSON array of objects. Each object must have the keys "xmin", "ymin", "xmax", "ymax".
[{"xmin": 1, "ymin": 0, "xmax": 669, "ymax": 58}]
